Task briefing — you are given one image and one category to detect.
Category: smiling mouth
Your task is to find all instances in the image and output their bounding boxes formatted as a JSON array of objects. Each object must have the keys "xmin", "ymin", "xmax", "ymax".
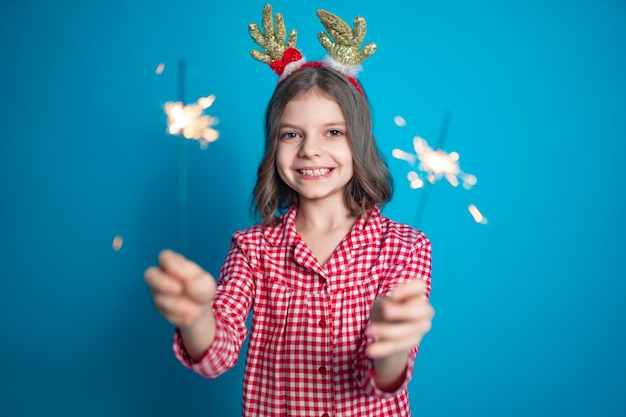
[{"xmin": 298, "ymin": 168, "xmax": 332, "ymax": 176}]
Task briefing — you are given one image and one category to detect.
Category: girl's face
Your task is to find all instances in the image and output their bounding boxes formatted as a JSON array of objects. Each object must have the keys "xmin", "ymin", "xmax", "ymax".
[{"xmin": 275, "ymin": 90, "xmax": 354, "ymax": 207}]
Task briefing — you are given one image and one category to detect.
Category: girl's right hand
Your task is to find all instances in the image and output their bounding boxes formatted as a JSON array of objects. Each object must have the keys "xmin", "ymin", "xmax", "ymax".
[{"xmin": 144, "ymin": 250, "xmax": 217, "ymax": 329}]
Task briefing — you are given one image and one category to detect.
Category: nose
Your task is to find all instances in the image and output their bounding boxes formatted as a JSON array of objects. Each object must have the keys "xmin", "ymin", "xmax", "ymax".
[{"xmin": 298, "ymin": 136, "xmax": 322, "ymax": 158}]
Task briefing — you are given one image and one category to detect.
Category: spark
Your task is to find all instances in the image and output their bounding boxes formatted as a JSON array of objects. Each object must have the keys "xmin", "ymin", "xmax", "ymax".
[
  {"xmin": 156, "ymin": 63, "xmax": 165, "ymax": 74},
  {"xmin": 393, "ymin": 135, "xmax": 477, "ymax": 189},
  {"xmin": 407, "ymin": 171, "xmax": 424, "ymax": 189},
  {"xmin": 391, "ymin": 148, "xmax": 415, "ymax": 164},
  {"xmin": 394, "ymin": 115, "xmax": 406, "ymax": 127},
  {"xmin": 393, "ymin": 113, "xmax": 487, "ymax": 227},
  {"xmin": 112, "ymin": 236, "xmax": 123, "ymax": 251},
  {"xmin": 468, "ymin": 204, "xmax": 488, "ymax": 224},
  {"xmin": 164, "ymin": 94, "xmax": 219, "ymax": 148}
]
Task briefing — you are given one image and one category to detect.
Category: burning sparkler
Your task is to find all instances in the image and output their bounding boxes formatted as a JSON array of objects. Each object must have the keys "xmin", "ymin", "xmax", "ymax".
[
  {"xmin": 164, "ymin": 95, "xmax": 220, "ymax": 149},
  {"xmin": 392, "ymin": 113, "xmax": 487, "ymax": 226},
  {"xmin": 392, "ymin": 135, "xmax": 477, "ymax": 189}
]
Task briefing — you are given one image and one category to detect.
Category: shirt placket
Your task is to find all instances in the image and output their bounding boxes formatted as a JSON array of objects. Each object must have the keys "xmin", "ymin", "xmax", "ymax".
[
  {"xmin": 314, "ymin": 272, "xmax": 334, "ymax": 417},
  {"xmin": 293, "ymin": 240, "xmax": 334, "ymax": 416}
]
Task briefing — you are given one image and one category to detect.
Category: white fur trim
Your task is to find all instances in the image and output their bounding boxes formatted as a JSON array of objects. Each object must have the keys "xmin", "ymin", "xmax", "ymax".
[
  {"xmin": 322, "ymin": 55, "xmax": 362, "ymax": 78},
  {"xmin": 279, "ymin": 57, "xmax": 307, "ymax": 81}
]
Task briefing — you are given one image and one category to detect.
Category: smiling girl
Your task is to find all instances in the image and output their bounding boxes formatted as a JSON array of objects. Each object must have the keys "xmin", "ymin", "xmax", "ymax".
[{"xmin": 144, "ymin": 6, "xmax": 434, "ymax": 417}]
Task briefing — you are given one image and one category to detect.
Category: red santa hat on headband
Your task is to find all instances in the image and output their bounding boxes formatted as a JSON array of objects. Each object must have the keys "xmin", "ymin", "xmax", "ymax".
[{"xmin": 248, "ymin": 4, "xmax": 377, "ymax": 96}]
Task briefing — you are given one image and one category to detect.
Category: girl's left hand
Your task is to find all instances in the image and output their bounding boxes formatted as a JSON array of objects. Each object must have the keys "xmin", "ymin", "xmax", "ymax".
[{"xmin": 366, "ymin": 279, "xmax": 435, "ymax": 358}]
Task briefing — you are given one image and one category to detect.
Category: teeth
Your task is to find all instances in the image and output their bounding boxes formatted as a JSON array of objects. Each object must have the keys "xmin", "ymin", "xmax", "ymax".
[{"xmin": 299, "ymin": 168, "xmax": 331, "ymax": 176}]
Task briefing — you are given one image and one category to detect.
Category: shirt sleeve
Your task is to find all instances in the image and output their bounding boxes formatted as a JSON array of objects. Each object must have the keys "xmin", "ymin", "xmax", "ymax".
[
  {"xmin": 355, "ymin": 229, "xmax": 432, "ymax": 398},
  {"xmin": 173, "ymin": 234, "xmax": 256, "ymax": 379}
]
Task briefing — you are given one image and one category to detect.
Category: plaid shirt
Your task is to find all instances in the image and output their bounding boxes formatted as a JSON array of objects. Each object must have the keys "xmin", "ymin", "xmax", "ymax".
[{"xmin": 174, "ymin": 205, "xmax": 432, "ymax": 417}]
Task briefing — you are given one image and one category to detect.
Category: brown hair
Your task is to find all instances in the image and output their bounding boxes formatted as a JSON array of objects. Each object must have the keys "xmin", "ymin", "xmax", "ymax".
[{"xmin": 252, "ymin": 66, "xmax": 393, "ymax": 225}]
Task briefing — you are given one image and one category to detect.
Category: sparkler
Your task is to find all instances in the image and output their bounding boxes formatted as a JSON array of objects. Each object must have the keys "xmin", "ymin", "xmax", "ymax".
[
  {"xmin": 162, "ymin": 60, "xmax": 220, "ymax": 253},
  {"xmin": 392, "ymin": 113, "xmax": 486, "ymax": 226},
  {"xmin": 164, "ymin": 95, "xmax": 219, "ymax": 149},
  {"xmin": 392, "ymin": 134, "xmax": 476, "ymax": 189}
]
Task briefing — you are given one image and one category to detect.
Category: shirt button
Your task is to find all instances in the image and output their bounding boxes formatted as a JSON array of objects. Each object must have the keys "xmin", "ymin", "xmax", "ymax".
[
  {"xmin": 318, "ymin": 318, "xmax": 326, "ymax": 328},
  {"xmin": 318, "ymin": 366, "xmax": 327, "ymax": 375},
  {"xmin": 318, "ymin": 277, "xmax": 325, "ymax": 285},
  {"xmin": 321, "ymin": 414, "xmax": 330, "ymax": 417}
]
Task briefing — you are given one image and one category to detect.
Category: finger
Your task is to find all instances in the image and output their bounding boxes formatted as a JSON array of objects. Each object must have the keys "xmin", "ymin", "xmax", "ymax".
[
  {"xmin": 366, "ymin": 335, "xmax": 420, "ymax": 358},
  {"xmin": 144, "ymin": 266, "xmax": 184, "ymax": 295},
  {"xmin": 383, "ymin": 300, "xmax": 435, "ymax": 323},
  {"xmin": 158, "ymin": 250, "xmax": 204, "ymax": 282},
  {"xmin": 368, "ymin": 320, "xmax": 432, "ymax": 343},
  {"xmin": 157, "ymin": 249, "xmax": 183, "ymax": 275},
  {"xmin": 389, "ymin": 278, "xmax": 428, "ymax": 302},
  {"xmin": 152, "ymin": 293, "xmax": 199, "ymax": 328},
  {"xmin": 152, "ymin": 292, "xmax": 184, "ymax": 317}
]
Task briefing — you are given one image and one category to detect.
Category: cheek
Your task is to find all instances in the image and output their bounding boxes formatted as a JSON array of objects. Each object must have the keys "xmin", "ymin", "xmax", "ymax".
[
  {"xmin": 341, "ymin": 147, "xmax": 355, "ymax": 169},
  {"xmin": 274, "ymin": 151, "xmax": 291, "ymax": 178},
  {"xmin": 276, "ymin": 166, "xmax": 289, "ymax": 184}
]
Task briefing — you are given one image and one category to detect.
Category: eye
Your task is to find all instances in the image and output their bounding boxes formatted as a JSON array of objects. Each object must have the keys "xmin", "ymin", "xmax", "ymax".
[
  {"xmin": 279, "ymin": 131, "xmax": 300, "ymax": 140},
  {"xmin": 326, "ymin": 129, "xmax": 344, "ymax": 138}
]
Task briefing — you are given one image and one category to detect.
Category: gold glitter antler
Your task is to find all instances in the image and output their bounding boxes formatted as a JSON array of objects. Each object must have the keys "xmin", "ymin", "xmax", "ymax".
[
  {"xmin": 316, "ymin": 9, "xmax": 376, "ymax": 66},
  {"xmin": 249, "ymin": 4, "xmax": 298, "ymax": 64}
]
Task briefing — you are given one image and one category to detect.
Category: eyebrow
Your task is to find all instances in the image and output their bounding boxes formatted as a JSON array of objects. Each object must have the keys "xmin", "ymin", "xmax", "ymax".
[
  {"xmin": 324, "ymin": 121, "xmax": 347, "ymax": 127},
  {"xmin": 278, "ymin": 121, "xmax": 347, "ymax": 129}
]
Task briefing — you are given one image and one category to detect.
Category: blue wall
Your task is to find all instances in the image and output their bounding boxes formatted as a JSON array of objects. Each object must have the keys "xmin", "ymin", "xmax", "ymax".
[{"xmin": 1, "ymin": 0, "xmax": 624, "ymax": 416}]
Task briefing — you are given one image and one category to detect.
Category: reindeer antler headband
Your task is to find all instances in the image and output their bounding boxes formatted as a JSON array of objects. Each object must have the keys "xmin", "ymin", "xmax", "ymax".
[{"xmin": 248, "ymin": 4, "xmax": 376, "ymax": 95}]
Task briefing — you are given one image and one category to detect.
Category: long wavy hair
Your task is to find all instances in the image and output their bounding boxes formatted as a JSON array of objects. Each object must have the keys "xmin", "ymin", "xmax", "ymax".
[{"xmin": 252, "ymin": 65, "xmax": 393, "ymax": 225}]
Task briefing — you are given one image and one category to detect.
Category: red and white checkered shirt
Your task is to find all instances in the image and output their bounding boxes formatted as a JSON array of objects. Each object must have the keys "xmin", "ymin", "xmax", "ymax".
[{"xmin": 174, "ymin": 205, "xmax": 432, "ymax": 417}]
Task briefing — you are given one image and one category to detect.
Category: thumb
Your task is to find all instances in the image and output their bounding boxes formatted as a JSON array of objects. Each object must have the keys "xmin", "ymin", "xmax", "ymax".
[
  {"xmin": 183, "ymin": 270, "xmax": 217, "ymax": 304},
  {"xmin": 158, "ymin": 250, "xmax": 216, "ymax": 303}
]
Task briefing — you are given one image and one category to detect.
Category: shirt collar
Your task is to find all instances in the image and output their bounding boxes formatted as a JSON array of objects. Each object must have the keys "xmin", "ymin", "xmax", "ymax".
[{"xmin": 263, "ymin": 205, "xmax": 383, "ymax": 248}]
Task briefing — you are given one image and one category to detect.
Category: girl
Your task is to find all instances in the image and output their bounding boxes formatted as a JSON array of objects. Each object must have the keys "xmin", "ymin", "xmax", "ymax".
[{"xmin": 145, "ymin": 8, "xmax": 434, "ymax": 417}]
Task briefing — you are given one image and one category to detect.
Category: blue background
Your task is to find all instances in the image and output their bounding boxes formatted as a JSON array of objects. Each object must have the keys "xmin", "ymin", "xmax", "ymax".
[{"xmin": 1, "ymin": 0, "xmax": 625, "ymax": 416}]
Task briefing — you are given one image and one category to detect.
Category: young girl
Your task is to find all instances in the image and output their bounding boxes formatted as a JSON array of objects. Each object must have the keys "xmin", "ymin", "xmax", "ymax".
[{"xmin": 145, "ymin": 6, "xmax": 434, "ymax": 417}]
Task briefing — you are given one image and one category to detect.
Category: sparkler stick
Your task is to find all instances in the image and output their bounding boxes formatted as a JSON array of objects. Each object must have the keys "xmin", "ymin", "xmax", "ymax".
[
  {"xmin": 163, "ymin": 62, "xmax": 220, "ymax": 253},
  {"xmin": 414, "ymin": 112, "xmax": 452, "ymax": 228},
  {"xmin": 177, "ymin": 60, "xmax": 188, "ymax": 254}
]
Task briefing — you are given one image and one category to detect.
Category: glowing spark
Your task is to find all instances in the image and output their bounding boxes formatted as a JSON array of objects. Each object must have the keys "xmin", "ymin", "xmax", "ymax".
[
  {"xmin": 462, "ymin": 174, "xmax": 477, "ymax": 190},
  {"xmin": 164, "ymin": 95, "xmax": 219, "ymax": 148},
  {"xmin": 393, "ymin": 135, "xmax": 476, "ymax": 189},
  {"xmin": 112, "ymin": 236, "xmax": 123, "ymax": 251},
  {"xmin": 407, "ymin": 171, "xmax": 424, "ymax": 189},
  {"xmin": 197, "ymin": 95, "xmax": 215, "ymax": 108},
  {"xmin": 392, "ymin": 148, "xmax": 416, "ymax": 164},
  {"xmin": 156, "ymin": 63, "xmax": 165, "ymax": 74},
  {"xmin": 468, "ymin": 204, "xmax": 488, "ymax": 224},
  {"xmin": 394, "ymin": 116, "xmax": 406, "ymax": 127}
]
